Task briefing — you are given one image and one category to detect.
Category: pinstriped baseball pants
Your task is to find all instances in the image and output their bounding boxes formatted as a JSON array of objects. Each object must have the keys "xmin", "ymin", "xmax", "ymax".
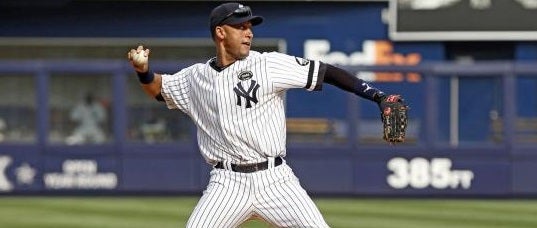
[{"xmin": 186, "ymin": 162, "xmax": 330, "ymax": 228}]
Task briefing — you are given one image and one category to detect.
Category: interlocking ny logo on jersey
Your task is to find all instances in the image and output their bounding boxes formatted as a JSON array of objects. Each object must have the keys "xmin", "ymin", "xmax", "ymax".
[{"xmin": 233, "ymin": 80, "xmax": 260, "ymax": 108}]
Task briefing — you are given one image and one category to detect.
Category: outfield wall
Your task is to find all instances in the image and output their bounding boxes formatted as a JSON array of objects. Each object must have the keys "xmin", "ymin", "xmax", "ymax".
[{"xmin": 0, "ymin": 61, "xmax": 536, "ymax": 196}]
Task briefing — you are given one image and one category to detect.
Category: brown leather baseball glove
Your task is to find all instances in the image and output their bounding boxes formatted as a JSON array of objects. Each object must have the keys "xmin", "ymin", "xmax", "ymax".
[{"xmin": 378, "ymin": 94, "xmax": 409, "ymax": 143}]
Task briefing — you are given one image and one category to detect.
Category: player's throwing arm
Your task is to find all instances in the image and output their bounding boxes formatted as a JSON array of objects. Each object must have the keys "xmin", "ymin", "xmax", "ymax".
[{"xmin": 127, "ymin": 45, "xmax": 163, "ymax": 100}]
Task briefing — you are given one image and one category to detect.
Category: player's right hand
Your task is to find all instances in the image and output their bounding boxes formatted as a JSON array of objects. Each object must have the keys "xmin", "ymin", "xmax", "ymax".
[{"xmin": 127, "ymin": 45, "xmax": 150, "ymax": 73}]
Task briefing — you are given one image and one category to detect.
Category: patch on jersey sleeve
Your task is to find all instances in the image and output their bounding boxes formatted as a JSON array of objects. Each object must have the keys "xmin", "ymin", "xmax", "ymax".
[
  {"xmin": 295, "ymin": 57, "xmax": 310, "ymax": 66},
  {"xmin": 238, "ymin": 71, "xmax": 253, "ymax": 81}
]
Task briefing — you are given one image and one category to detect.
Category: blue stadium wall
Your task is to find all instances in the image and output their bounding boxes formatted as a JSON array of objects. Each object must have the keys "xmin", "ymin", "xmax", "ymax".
[{"xmin": 1, "ymin": 1, "xmax": 537, "ymax": 196}]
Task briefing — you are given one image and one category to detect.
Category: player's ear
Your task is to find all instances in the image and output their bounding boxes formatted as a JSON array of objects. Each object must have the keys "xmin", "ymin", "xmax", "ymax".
[{"xmin": 215, "ymin": 26, "xmax": 225, "ymax": 40}]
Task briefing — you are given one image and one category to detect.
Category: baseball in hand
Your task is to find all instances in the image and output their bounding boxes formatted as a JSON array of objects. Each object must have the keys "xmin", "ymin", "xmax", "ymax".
[{"xmin": 132, "ymin": 49, "xmax": 148, "ymax": 65}]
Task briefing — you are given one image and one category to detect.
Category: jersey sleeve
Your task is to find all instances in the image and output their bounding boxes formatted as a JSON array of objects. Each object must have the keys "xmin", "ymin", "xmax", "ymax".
[
  {"xmin": 160, "ymin": 66, "xmax": 193, "ymax": 114},
  {"xmin": 265, "ymin": 52, "xmax": 326, "ymax": 91}
]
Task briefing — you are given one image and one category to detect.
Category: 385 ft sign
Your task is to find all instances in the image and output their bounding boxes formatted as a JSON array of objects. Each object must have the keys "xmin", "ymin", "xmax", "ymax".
[{"xmin": 387, "ymin": 157, "xmax": 474, "ymax": 189}]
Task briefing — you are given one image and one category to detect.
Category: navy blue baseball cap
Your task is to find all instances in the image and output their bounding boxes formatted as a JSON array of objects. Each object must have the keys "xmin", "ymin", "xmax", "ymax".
[{"xmin": 209, "ymin": 2, "xmax": 263, "ymax": 36}]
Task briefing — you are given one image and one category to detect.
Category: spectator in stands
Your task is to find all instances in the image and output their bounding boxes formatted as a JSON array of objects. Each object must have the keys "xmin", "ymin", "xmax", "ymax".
[
  {"xmin": 65, "ymin": 92, "xmax": 107, "ymax": 145},
  {"xmin": 0, "ymin": 117, "xmax": 6, "ymax": 142},
  {"xmin": 140, "ymin": 112, "xmax": 167, "ymax": 143}
]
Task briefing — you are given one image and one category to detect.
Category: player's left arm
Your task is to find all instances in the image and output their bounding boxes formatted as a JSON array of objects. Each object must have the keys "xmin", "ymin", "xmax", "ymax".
[
  {"xmin": 321, "ymin": 63, "xmax": 386, "ymax": 104},
  {"xmin": 321, "ymin": 63, "xmax": 409, "ymax": 143}
]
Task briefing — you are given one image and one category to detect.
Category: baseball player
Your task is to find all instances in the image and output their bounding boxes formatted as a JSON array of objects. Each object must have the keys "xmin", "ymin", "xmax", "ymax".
[{"xmin": 128, "ymin": 2, "xmax": 404, "ymax": 227}]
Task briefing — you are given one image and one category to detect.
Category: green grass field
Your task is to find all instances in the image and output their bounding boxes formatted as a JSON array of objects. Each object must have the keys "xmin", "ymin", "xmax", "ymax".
[{"xmin": 1, "ymin": 197, "xmax": 536, "ymax": 228}]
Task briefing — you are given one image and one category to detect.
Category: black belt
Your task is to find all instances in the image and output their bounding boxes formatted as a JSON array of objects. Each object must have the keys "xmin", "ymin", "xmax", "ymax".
[{"xmin": 214, "ymin": 157, "xmax": 283, "ymax": 173}]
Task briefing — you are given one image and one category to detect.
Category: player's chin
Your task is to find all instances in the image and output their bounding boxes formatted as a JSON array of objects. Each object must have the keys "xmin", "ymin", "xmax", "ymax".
[{"xmin": 238, "ymin": 48, "xmax": 250, "ymax": 59}]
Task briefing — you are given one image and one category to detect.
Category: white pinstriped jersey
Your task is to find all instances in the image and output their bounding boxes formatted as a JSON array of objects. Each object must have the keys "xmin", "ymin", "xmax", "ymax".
[{"xmin": 160, "ymin": 51, "xmax": 324, "ymax": 165}]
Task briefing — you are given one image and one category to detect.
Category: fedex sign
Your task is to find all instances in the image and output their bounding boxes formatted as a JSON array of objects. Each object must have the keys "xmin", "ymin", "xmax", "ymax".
[{"xmin": 304, "ymin": 40, "xmax": 421, "ymax": 82}]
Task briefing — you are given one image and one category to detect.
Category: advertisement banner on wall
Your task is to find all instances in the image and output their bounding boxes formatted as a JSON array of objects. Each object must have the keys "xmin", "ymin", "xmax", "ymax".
[
  {"xmin": 304, "ymin": 39, "xmax": 422, "ymax": 83},
  {"xmin": 42, "ymin": 156, "xmax": 118, "ymax": 191},
  {"xmin": 353, "ymin": 155, "xmax": 511, "ymax": 195},
  {"xmin": 0, "ymin": 152, "xmax": 40, "ymax": 193}
]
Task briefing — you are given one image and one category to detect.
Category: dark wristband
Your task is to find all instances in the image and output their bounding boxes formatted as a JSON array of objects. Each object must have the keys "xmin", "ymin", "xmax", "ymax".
[
  {"xmin": 137, "ymin": 70, "xmax": 154, "ymax": 84},
  {"xmin": 373, "ymin": 92, "xmax": 386, "ymax": 104}
]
